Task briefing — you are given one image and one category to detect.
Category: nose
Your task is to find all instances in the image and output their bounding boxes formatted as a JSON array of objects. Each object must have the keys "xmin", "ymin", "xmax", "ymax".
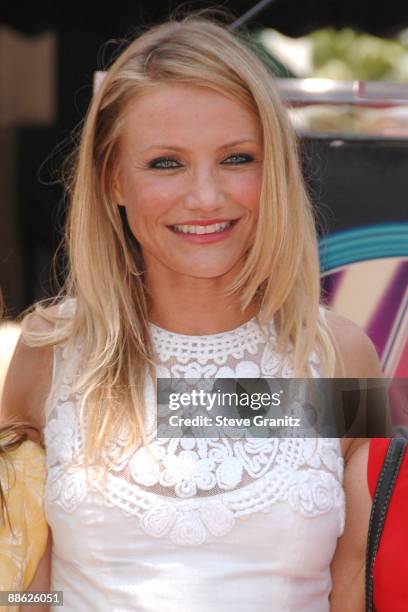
[{"xmin": 183, "ymin": 166, "xmax": 226, "ymax": 213}]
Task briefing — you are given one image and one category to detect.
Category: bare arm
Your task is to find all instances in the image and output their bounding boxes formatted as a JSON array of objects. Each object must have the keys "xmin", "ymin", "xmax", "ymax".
[
  {"xmin": 326, "ymin": 312, "xmax": 384, "ymax": 611},
  {"xmin": 330, "ymin": 440, "xmax": 371, "ymax": 612},
  {"xmin": 20, "ymin": 528, "xmax": 53, "ymax": 612},
  {"xmin": 1, "ymin": 309, "xmax": 56, "ymax": 608},
  {"xmin": 0, "ymin": 310, "xmax": 55, "ymax": 435}
]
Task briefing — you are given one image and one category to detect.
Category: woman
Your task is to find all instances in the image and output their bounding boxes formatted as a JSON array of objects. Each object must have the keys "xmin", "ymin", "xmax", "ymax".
[{"xmin": 1, "ymin": 13, "xmax": 382, "ymax": 611}]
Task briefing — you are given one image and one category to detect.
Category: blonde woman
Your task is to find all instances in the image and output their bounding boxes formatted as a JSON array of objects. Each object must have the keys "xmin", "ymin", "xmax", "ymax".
[{"xmin": 2, "ymin": 13, "xmax": 380, "ymax": 611}]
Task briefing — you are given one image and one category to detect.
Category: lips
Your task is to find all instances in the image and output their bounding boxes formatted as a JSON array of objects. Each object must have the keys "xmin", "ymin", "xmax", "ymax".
[
  {"xmin": 167, "ymin": 219, "xmax": 239, "ymax": 231},
  {"xmin": 169, "ymin": 218, "xmax": 238, "ymax": 226},
  {"xmin": 173, "ymin": 221, "xmax": 236, "ymax": 235},
  {"xmin": 167, "ymin": 218, "xmax": 239, "ymax": 243}
]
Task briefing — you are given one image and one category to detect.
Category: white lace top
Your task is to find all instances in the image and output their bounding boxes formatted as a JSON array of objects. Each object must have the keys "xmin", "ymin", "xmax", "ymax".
[{"xmin": 44, "ymin": 298, "xmax": 345, "ymax": 612}]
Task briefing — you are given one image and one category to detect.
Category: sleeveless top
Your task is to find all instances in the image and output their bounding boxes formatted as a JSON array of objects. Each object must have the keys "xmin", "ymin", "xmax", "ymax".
[
  {"xmin": 367, "ymin": 438, "xmax": 408, "ymax": 612},
  {"xmin": 43, "ymin": 298, "xmax": 345, "ymax": 612}
]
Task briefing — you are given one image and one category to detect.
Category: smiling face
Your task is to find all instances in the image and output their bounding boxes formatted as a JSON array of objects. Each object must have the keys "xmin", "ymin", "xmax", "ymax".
[{"xmin": 113, "ymin": 83, "xmax": 263, "ymax": 287}]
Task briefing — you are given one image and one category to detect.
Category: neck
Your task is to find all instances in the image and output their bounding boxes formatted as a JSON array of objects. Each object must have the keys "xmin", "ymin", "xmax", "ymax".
[{"xmin": 146, "ymin": 270, "xmax": 259, "ymax": 335}]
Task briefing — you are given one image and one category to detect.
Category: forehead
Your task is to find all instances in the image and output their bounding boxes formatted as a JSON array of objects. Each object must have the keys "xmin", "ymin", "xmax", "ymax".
[{"xmin": 119, "ymin": 83, "xmax": 262, "ymax": 151}]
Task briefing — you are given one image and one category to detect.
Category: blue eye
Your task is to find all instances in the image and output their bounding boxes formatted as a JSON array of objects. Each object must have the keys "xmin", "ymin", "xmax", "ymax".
[
  {"xmin": 223, "ymin": 153, "xmax": 254, "ymax": 164},
  {"xmin": 148, "ymin": 153, "xmax": 254, "ymax": 169},
  {"xmin": 149, "ymin": 157, "xmax": 180, "ymax": 169}
]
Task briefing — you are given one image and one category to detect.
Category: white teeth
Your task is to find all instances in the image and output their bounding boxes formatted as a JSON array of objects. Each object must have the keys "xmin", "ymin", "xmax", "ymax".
[{"xmin": 172, "ymin": 221, "xmax": 233, "ymax": 234}]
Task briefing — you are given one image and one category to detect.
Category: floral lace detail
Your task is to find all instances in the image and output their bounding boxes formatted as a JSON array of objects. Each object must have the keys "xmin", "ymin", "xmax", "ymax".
[
  {"xmin": 45, "ymin": 430, "xmax": 344, "ymax": 546},
  {"xmin": 149, "ymin": 317, "xmax": 268, "ymax": 366},
  {"xmin": 99, "ymin": 453, "xmax": 344, "ymax": 546},
  {"xmin": 44, "ymin": 298, "xmax": 345, "ymax": 546},
  {"xmin": 119, "ymin": 437, "xmax": 344, "ymax": 497},
  {"xmin": 152, "ymin": 316, "xmax": 322, "ymax": 379}
]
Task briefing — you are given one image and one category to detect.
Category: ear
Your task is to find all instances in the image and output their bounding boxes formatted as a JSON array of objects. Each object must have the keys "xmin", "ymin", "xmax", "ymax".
[
  {"xmin": 113, "ymin": 182, "xmax": 125, "ymax": 208},
  {"xmin": 112, "ymin": 167, "xmax": 125, "ymax": 207}
]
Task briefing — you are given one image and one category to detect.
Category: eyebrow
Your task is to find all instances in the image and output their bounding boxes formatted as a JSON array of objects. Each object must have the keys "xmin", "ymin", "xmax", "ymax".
[{"xmin": 144, "ymin": 139, "xmax": 259, "ymax": 152}]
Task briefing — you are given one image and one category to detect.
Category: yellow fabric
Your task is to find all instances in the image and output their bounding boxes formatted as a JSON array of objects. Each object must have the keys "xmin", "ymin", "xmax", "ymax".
[{"xmin": 0, "ymin": 440, "xmax": 48, "ymax": 593}]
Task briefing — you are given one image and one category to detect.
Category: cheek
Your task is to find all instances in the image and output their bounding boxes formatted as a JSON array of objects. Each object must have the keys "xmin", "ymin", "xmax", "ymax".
[
  {"xmin": 227, "ymin": 172, "xmax": 261, "ymax": 213},
  {"xmin": 127, "ymin": 178, "xmax": 178, "ymax": 220}
]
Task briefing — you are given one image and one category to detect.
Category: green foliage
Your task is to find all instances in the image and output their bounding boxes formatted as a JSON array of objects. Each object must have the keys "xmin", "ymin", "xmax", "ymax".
[{"xmin": 310, "ymin": 28, "xmax": 407, "ymax": 81}]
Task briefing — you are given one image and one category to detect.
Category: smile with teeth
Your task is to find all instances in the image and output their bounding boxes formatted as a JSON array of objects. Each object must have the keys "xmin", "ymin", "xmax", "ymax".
[{"xmin": 171, "ymin": 221, "xmax": 235, "ymax": 234}]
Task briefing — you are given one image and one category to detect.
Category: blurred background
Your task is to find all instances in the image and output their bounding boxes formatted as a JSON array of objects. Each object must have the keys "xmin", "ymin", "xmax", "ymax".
[{"xmin": 0, "ymin": 1, "xmax": 407, "ymax": 417}]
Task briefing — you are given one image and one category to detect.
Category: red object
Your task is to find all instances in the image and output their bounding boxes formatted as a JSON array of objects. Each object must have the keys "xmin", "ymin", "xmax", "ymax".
[{"xmin": 367, "ymin": 438, "xmax": 408, "ymax": 611}]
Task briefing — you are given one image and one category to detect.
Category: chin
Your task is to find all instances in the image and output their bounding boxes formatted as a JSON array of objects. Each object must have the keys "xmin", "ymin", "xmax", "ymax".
[
  {"xmin": 186, "ymin": 270, "xmax": 231, "ymax": 279},
  {"xmin": 177, "ymin": 262, "xmax": 241, "ymax": 280},
  {"xmin": 161, "ymin": 250, "xmax": 247, "ymax": 279}
]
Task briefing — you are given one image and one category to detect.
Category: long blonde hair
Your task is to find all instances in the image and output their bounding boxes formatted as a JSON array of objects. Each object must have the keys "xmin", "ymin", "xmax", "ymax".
[{"xmin": 19, "ymin": 12, "xmax": 337, "ymax": 467}]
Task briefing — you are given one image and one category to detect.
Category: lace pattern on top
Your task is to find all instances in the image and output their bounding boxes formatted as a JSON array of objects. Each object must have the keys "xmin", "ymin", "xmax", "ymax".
[{"xmin": 44, "ymin": 299, "xmax": 345, "ymax": 546}]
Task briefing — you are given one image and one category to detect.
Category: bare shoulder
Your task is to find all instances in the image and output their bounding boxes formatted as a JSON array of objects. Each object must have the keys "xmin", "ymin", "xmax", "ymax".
[
  {"xmin": 324, "ymin": 309, "xmax": 382, "ymax": 378},
  {"xmin": 323, "ymin": 310, "xmax": 384, "ymax": 460},
  {"xmin": 21, "ymin": 305, "xmax": 60, "ymax": 338},
  {"xmin": 0, "ymin": 304, "xmax": 60, "ymax": 438}
]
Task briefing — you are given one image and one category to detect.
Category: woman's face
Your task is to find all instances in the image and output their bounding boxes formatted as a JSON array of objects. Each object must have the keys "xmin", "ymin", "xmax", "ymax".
[{"xmin": 113, "ymin": 83, "xmax": 263, "ymax": 284}]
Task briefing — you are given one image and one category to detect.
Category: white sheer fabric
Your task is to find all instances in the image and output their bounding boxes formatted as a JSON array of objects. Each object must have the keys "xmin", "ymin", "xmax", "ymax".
[{"xmin": 44, "ymin": 298, "xmax": 345, "ymax": 611}]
